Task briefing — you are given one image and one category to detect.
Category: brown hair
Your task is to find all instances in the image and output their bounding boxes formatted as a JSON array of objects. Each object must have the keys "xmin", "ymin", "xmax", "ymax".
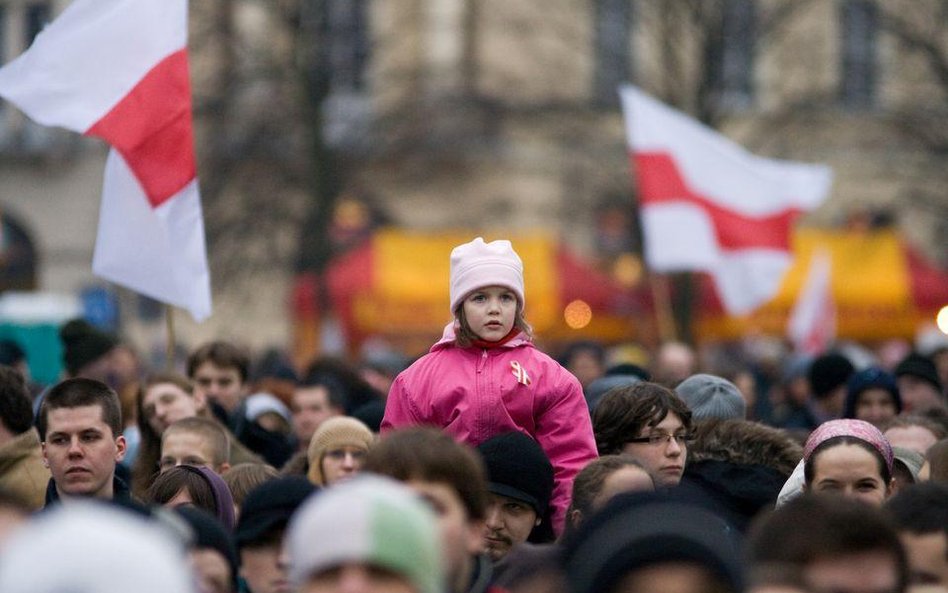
[
  {"xmin": 882, "ymin": 414, "xmax": 947, "ymax": 440},
  {"xmin": 567, "ymin": 455, "xmax": 647, "ymax": 522},
  {"xmin": 926, "ymin": 438, "xmax": 948, "ymax": 482},
  {"xmin": 38, "ymin": 378, "xmax": 122, "ymax": 440},
  {"xmin": 222, "ymin": 463, "xmax": 278, "ymax": 507},
  {"xmin": 163, "ymin": 417, "xmax": 231, "ymax": 467},
  {"xmin": 364, "ymin": 427, "xmax": 488, "ymax": 521},
  {"xmin": 454, "ymin": 303, "xmax": 533, "ymax": 348},
  {"xmin": 747, "ymin": 495, "xmax": 908, "ymax": 593},
  {"xmin": 146, "ymin": 466, "xmax": 217, "ymax": 515},
  {"xmin": 187, "ymin": 341, "xmax": 250, "ymax": 382},
  {"xmin": 592, "ymin": 382, "xmax": 692, "ymax": 455},
  {"xmin": 131, "ymin": 373, "xmax": 197, "ymax": 498}
]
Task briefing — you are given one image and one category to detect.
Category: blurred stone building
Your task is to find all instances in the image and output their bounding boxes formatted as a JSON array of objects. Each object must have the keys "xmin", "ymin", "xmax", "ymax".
[{"xmin": 0, "ymin": 0, "xmax": 944, "ymax": 358}]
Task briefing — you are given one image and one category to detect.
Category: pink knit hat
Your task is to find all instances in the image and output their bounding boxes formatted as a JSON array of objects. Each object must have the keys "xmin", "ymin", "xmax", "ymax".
[
  {"xmin": 803, "ymin": 418, "xmax": 894, "ymax": 474},
  {"xmin": 449, "ymin": 237, "xmax": 525, "ymax": 314}
]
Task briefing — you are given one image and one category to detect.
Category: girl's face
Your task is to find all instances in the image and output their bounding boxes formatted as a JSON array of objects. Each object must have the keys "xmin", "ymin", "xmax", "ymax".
[
  {"xmin": 855, "ymin": 388, "xmax": 897, "ymax": 428},
  {"xmin": 321, "ymin": 446, "xmax": 367, "ymax": 486},
  {"xmin": 462, "ymin": 286, "xmax": 517, "ymax": 342},
  {"xmin": 807, "ymin": 443, "xmax": 891, "ymax": 506}
]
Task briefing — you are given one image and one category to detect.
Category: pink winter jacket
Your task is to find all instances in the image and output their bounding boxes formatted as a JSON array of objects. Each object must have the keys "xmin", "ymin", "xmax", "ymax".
[{"xmin": 381, "ymin": 323, "xmax": 598, "ymax": 535}]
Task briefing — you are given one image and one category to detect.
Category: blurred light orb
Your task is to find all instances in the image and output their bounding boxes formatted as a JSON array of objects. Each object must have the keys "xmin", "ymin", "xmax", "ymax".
[
  {"xmin": 613, "ymin": 253, "xmax": 643, "ymax": 287},
  {"xmin": 564, "ymin": 300, "xmax": 592, "ymax": 329},
  {"xmin": 937, "ymin": 305, "xmax": 948, "ymax": 334}
]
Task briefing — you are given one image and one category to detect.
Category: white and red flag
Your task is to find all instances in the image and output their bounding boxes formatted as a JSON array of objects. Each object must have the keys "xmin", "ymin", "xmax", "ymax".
[
  {"xmin": 620, "ymin": 85, "xmax": 832, "ymax": 315},
  {"xmin": 787, "ymin": 249, "xmax": 836, "ymax": 355},
  {"xmin": 0, "ymin": 0, "xmax": 211, "ymax": 321}
]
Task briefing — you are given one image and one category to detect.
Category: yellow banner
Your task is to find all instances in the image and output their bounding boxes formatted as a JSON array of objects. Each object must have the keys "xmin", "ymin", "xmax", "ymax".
[
  {"xmin": 373, "ymin": 229, "xmax": 560, "ymax": 330},
  {"xmin": 697, "ymin": 228, "xmax": 920, "ymax": 340}
]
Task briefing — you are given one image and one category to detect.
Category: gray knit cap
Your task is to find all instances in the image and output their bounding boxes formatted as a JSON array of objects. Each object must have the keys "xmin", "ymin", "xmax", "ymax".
[
  {"xmin": 892, "ymin": 446, "xmax": 925, "ymax": 483},
  {"xmin": 675, "ymin": 374, "xmax": 746, "ymax": 421}
]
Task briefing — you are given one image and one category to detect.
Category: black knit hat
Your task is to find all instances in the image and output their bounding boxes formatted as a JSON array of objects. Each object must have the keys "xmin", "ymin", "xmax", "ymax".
[
  {"xmin": 175, "ymin": 506, "xmax": 239, "ymax": 591},
  {"xmin": 59, "ymin": 319, "xmax": 118, "ymax": 376},
  {"xmin": 842, "ymin": 366, "xmax": 902, "ymax": 419},
  {"xmin": 234, "ymin": 476, "xmax": 316, "ymax": 549},
  {"xmin": 895, "ymin": 353, "xmax": 943, "ymax": 393},
  {"xmin": 476, "ymin": 431, "xmax": 554, "ymax": 516},
  {"xmin": 562, "ymin": 492, "xmax": 743, "ymax": 593},
  {"xmin": 808, "ymin": 352, "xmax": 855, "ymax": 399}
]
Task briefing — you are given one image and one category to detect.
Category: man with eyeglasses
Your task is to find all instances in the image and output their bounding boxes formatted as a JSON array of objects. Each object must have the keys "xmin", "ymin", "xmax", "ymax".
[
  {"xmin": 158, "ymin": 416, "xmax": 231, "ymax": 475},
  {"xmin": 591, "ymin": 382, "xmax": 693, "ymax": 488}
]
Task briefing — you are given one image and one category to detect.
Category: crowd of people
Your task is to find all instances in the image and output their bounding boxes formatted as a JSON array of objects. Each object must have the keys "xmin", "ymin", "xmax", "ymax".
[{"xmin": 0, "ymin": 236, "xmax": 946, "ymax": 593}]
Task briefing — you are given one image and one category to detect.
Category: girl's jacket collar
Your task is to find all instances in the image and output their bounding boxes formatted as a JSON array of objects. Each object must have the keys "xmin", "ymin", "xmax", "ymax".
[{"xmin": 430, "ymin": 322, "xmax": 532, "ymax": 352}]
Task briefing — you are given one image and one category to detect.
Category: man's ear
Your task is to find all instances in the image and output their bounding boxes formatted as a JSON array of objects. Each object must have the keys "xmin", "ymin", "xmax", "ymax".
[
  {"xmin": 193, "ymin": 389, "xmax": 208, "ymax": 413},
  {"xmin": 218, "ymin": 461, "xmax": 231, "ymax": 475},
  {"xmin": 568, "ymin": 509, "xmax": 583, "ymax": 530},
  {"xmin": 114, "ymin": 435, "xmax": 127, "ymax": 462},
  {"xmin": 41, "ymin": 442, "xmax": 49, "ymax": 467}
]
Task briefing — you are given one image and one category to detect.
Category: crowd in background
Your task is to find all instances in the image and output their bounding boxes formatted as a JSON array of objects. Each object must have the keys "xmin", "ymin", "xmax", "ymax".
[{"xmin": 0, "ymin": 309, "xmax": 946, "ymax": 593}]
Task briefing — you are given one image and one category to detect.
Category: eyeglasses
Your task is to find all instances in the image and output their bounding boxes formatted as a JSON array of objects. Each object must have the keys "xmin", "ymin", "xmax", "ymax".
[
  {"xmin": 626, "ymin": 432, "xmax": 694, "ymax": 446},
  {"xmin": 158, "ymin": 457, "xmax": 209, "ymax": 471},
  {"xmin": 324, "ymin": 448, "xmax": 367, "ymax": 461}
]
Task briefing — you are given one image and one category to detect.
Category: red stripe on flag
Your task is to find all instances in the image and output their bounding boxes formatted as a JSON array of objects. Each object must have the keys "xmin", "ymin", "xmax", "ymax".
[
  {"xmin": 86, "ymin": 50, "xmax": 195, "ymax": 208},
  {"xmin": 633, "ymin": 152, "xmax": 801, "ymax": 251}
]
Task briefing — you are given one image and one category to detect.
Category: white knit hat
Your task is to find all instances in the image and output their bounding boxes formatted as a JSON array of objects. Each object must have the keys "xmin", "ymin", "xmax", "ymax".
[
  {"xmin": 0, "ymin": 503, "xmax": 195, "ymax": 593},
  {"xmin": 449, "ymin": 237, "xmax": 525, "ymax": 314}
]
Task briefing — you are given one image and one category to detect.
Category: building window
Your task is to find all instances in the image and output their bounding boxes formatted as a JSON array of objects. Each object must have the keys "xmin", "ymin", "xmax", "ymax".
[
  {"xmin": 0, "ymin": 6, "xmax": 6, "ymax": 66},
  {"xmin": 708, "ymin": 0, "xmax": 756, "ymax": 111},
  {"xmin": 0, "ymin": 2, "xmax": 64, "ymax": 154},
  {"xmin": 593, "ymin": 0, "xmax": 633, "ymax": 107},
  {"xmin": 26, "ymin": 2, "xmax": 52, "ymax": 45},
  {"xmin": 840, "ymin": 0, "xmax": 877, "ymax": 108},
  {"xmin": 319, "ymin": 0, "xmax": 372, "ymax": 151},
  {"xmin": 324, "ymin": 0, "xmax": 370, "ymax": 92}
]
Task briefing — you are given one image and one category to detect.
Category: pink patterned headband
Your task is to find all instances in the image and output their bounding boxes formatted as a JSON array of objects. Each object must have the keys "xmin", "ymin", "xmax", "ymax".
[{"xmin": 803, "ymin": 419, "xmax": 894, "ymax": 473}]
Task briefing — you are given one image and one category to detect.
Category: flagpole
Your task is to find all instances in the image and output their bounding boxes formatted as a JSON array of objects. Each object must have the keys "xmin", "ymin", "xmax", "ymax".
[
  {"xmin": 165, "ymin": 304, "xmax": 176, "ymax": 371},
  {"xmin": 650, "ymin": 273, "xmax": 678, "ymax": 343}
]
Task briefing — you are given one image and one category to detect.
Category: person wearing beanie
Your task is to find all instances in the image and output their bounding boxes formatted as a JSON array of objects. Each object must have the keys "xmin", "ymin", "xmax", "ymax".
[
  {"xmin": 475, "ymin": 431, "xmax": 555, "ymax": 562},
  {"xmin": 235, "ymin": 476, "xmax": 316, "ymax": 593},
  {"xmin": 562, "ymin": 492, "xmax": 743, "ymax": 593},
  {"xmin": 675, "ymin": 373, "xmax": 747, "ymax": 421},
  {"xmin": 306, "ymin": 416, "xmax": 373, "ymax": 486},
  {"xmin": 286, "ymin": 474, "xmax": 443, "ymax": 593},
  {"xmin": 890, "ymin": 446, "xmax": 926, "ymax": 494},
  {"xmin": 382, "ymin": 237, "xmax": 597, "ymax": 537},
  {"xmin": 59, "ymin": 318, "xmax": 119, "ymax": 380},
  {"xmin": 842, "ymin": 366, "xmax": 902, "ymax": 428},
  {"xmin": 806, "ymin": 352, "xmax": 855, "ymax": 423},
  {"xmin": 894, "ymin": 353, "xmax": 945, "ymax": 413},
  {"xmin": 176, "ymin": 505, "xmax": 240, "ymax": 593},
  {"xmin": 0, "ymin": 502, "xmax": 197, "ymax": 593}
]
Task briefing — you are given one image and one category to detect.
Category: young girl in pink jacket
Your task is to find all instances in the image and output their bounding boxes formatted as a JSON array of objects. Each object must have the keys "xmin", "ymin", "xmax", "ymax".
[{"xmin": 381, "ymin": 237, "xmax": 598, "ymax": 535}]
